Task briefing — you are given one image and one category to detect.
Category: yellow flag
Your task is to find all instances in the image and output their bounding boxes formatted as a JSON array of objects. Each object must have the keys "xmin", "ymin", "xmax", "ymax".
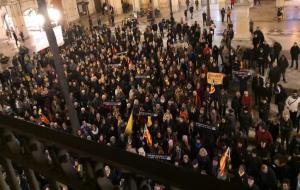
[
  {"xmin": 147, "ymin": 116, "xmax": 152, "ymax": 127},
  {"xmin": 144, "ymin": 125, "xmax": 152, "ymax": 146},
  {"xmin": 125, "ymin": 112, "xmax": 133, "ymax": 135}
]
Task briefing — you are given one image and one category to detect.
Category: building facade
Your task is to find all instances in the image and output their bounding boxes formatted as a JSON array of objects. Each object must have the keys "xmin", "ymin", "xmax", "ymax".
[{"xmin": 0, "ymin": 0, "xmax": 186, "ymax": 40}]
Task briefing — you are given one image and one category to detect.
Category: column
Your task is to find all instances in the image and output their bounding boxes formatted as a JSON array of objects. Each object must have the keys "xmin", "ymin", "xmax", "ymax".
[
  {"xmin": 61, "ymin": 0, "xmax": 80, "ymax": 23},
  {"xmin": 172, "ymin": 0, "xmax": 180, "ymax": 12},
  {"xmin": 131, "ymin": 0, "xmax": 141, "ymax": 12},
  {"xmin": 178, "ymin": 0, "xmax": 186, "ymax": 7},
  {"xmin": 88, "ymin": 0, "xmax": 96, "ymax": 14},
  {"xmin": 9, "ymin": 3, "xmax": 26, "ymax": 34},
  {"xmin": 108, "ymin": 0, "xmax": 122, "ymax": 14},
  {"xmin": 276, "ymin": 0, "xmax": 284, "ymax": 7},
  {"xmin": 218, "ymin": 0, "xmax": 226, "ymax": 9},
  {"xmin": 153, "ymin": 0, "xmax": 160, "ymax": 9},
  {"xmin": 233, "ymin": 2, "xmax": 251, "ymax": 41}
]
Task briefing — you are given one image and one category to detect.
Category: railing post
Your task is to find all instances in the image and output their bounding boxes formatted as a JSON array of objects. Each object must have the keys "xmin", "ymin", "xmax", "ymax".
[
  {"xmin": 1, "ymin": 158, "xmax": 21, "ymax": 190},
  {"xmin": 24, "ymin": 169, "xmax": 40, "ymax": 190},
  {"xmin": 48, "ymin": 178, "xmax": 60, "ymax": 190},
  {"xmin": 0, "ymin": 165, "xmax": 10, "ymax": 190}
]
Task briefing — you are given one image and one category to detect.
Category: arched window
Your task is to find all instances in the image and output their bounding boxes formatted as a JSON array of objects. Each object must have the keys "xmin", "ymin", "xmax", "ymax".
[
  {"xmin": 3, "ymin": 13, "xmax": 14, "ymax": 31},
  {"xmin": 23, "ymin": 8, "xmax": 43, "ymax": 31}
]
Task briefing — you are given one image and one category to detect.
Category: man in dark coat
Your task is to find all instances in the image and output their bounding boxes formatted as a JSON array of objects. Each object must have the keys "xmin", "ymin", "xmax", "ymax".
[
  {"xmin": 290, "ymin": 42, "xmax": 300, "ymax": 69},
  {"xmin": 252, "ymin": 73, "xmax": 264, "ymax": 105},
  {"xmin": 269, "ymin": 63, "xmax": 281, "ymax": 89},
  {"xmin": 256, "ymin": 45, "xmax": 265, "ymax": 75},
  {"xmin": 278, "ymin": 55, "xmax": 289, "ymax": 82},
  {"xmin": 258, "ymin": 164, "xmax": 278, "ymax": 190},
  {"xmin": 253, "ymin": 27, "xmax": 265, "ymax": 45},
  {"xmin": 273, "ymin": 41, "xmax": 282, "ymax": 62},
  {"xmin": 231, "ymin": 91, "xmax": 242, "ymax": 119}
]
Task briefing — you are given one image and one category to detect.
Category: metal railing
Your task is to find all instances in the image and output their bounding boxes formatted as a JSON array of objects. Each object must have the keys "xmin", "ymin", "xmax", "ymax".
[{"xmin": 0, "ymin": 115, "xmax": 244, "ymax": 190}]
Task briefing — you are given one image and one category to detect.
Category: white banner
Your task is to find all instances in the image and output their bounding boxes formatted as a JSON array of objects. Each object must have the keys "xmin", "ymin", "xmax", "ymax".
[{"xmin": 29, "ymin": 25, "xmax": 64, "ymax": 52}]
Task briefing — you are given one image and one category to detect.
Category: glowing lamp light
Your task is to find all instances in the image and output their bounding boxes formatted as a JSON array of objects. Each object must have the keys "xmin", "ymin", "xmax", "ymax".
[
  {"xmin": 37, "ymin": 14, "xmax": 45, "ymax": 26},
  {"xmin": 48, "ymin": 7, "xmax": 61, "ymax": 23}
]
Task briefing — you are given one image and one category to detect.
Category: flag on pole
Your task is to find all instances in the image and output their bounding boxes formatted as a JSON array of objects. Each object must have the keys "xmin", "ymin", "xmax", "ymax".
[
  {"xmin": 38, "ymin": 109, "xmax": 49, "ymax": 125},
  {"xmin": 40, "ymin": 114, "xmax": 50, "ymax": 125},
  {"xmin": 147, "ymin": 116, "xmax": 152, "ymax": 127},
  {"xmin": 144, "ymin": 124, "xmax": 152, "ymax": 146},
  {"xmin": 124, "ymin": 111, "xmax": 133, "ymax": 135},
  {"xmin": 209, "ymin": 83, "xmax": 216, "ymax": 94},
  {"xmin": 219, "ymin": 147, "xmax": 230, "ymax": 177}
]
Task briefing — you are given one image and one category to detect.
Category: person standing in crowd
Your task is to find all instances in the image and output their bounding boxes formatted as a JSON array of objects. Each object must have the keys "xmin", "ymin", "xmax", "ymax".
[
  {"xmin": 285, "ymin": 90, "xmax": 300, "ymax": 132},
  {"xmin": 226, "ymin": 7, "xmax": 232, "ymax": 23},
  {"xmin": 195, "ymin": 0, "xmax": 199, "ymax": 10},
  {"xmin": 280, "ymin": 110, "xmax": 293, "ymax": 148},
  {"xmin": 281, "ymin": 179, "xmax": 291, "ymax": 190},
  {"xmin": 278, "ymin": 55, "xmax": 289, "ymax": 83},
  {"xmin": 189, "ymin": 5, "xmax": 194, "ymax": 19},
  {"xmin": 272, "ymin": 41, "xmax": 282, "ymax": 62},
  {"xmin": 256, "ymin": 45, "xmax": 266, "ymax": 75},
  {"xmin": 275, "ymin": 84, "xmax": 287, "ymax": 116},
  {"xmin": 253, "ymin": 27, "xmax": 265, "ymax": 46},
  {"xmin": 221, "ymin": 8, "xmax": 226, "ymax": 23},
  {"xmin": 252, "ymin": 73, "xmax": 264, "ymax": 105},
  {"xmin": 184, "ymin": 9, "xmax": 188, "ymax": 21},
  {"xmin": 258, "ymin": 164, "xmax": 278, "ymax": 190},
  {"xmin": 290, "ymin": 42, "xmax": 300, "ymax": 69},
  {"xmin": 202, "ymin": 11, "xmax": 207, "ymax": 26},
  {"xmin": 185, "ymin": 0, "xmax": 190, "ymax": 8},
  {"xmin": 230, "ymin": 0, "xmax": 235, "ymax": 9},
  {"xmin": 231, "ymin": 91, "xmax": 242, "ymax": 119},
  {"xmin": 269, "ymin": 62, "xmax": 281, "ymax": 89},
  {"xmin": 247, "ymin": 176, "xmax": 260, "ymax": 190}
]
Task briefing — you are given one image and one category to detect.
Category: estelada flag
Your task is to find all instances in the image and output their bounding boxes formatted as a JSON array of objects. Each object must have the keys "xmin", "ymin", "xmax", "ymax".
[
  {"xmin": 209, "ymin": 84, "xmax": 216, "ymax": 94},
  {"xmin": 219, "ymin": 147, "xmax": 230, "ymax": 176},
  {"xmin": 124, "ymin": 111, "xmax": 133, "ymax": 135},
  {"xmin": 40, "ymin": 114, "xmax": 50, "ymax": 125},
  {"xmin": 144, "ymin": 124, "xmax": 152, "ymax": 146}
]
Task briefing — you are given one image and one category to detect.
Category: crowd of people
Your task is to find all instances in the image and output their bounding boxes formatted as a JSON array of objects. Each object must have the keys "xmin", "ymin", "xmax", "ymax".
[{"xmin": 0, "ymin": 10, "xmax": 300, "ymax": 190}]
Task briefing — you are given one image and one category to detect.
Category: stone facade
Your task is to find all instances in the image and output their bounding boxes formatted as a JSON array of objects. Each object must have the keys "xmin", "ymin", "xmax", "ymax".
[{"xmin": 0, "ymin": 0, "xmax": 181, "ymax": 35}]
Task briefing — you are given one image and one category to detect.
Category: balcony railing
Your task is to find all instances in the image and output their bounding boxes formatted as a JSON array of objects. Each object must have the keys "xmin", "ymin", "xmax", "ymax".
[{"xmin": 0, "ymin": 115, "xmax": 244, "ymax": 190}]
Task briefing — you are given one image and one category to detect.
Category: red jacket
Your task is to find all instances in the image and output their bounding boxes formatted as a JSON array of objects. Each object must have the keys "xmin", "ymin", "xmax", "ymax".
[
  {"xmin": 256, "ymin": 130, "xmax": 273, "ymax": 146},
  {"xmin": 192, "ymin": 94, "xmax": 201, "ymax": 108},
  {"xmin": 242, "ymin": 95, "xmax": 252, "ymax": 109}
]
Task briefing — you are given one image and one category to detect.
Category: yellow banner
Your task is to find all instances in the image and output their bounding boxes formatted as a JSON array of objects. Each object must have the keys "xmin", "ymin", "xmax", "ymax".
[{"xmin": 207, "ymin": 72, "xmax": 224, "ymax": 85}]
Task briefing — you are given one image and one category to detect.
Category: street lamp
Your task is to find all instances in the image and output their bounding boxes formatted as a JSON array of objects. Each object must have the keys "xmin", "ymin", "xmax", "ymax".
[
  {"xmin": 169, "ymin": 0, "xmax": 174, "ymax": 21},
  {"xmin": 151, "ymin": 0, "xmax": 156, "ymax": 23},
  {"xmin": 206, "ymin": 0, "xmax": 211, "ymax": 25},
  {"xmin": 37, "ymin": 0, "xmax": 81, "ymax": 134}
]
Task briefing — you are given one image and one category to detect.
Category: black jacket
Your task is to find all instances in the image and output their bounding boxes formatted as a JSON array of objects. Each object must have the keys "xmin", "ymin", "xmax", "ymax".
[
  {"xmin": 278, "ymin": 57, "xmax": 289, "ymax": 71},
  {"xmin": 258, "ymin": 168, "xmax": 278, "ymax": 190},
  {"xmin": 252, "ymin": 76, "xmax": 264, "ymax": 94},
  {"xmin": 269, "ymin": 66, "xmax": 281, "ymax": 83},
  {"xmin": 290, "ymin": 45, "xmax": 300, "ymax": 58}
]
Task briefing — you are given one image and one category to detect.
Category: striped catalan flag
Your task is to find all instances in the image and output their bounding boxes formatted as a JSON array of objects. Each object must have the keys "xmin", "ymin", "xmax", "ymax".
[
  {"xmin": 144, "ymin": 124, "xmax": 152, "ymax": 146},
  {"xmin": 40, "ymin": 114, "xmax": 50, "ymax": 125},
  {"xmin": 219, "ymin": 147, "xmax": 230, "ymax": 177}
]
